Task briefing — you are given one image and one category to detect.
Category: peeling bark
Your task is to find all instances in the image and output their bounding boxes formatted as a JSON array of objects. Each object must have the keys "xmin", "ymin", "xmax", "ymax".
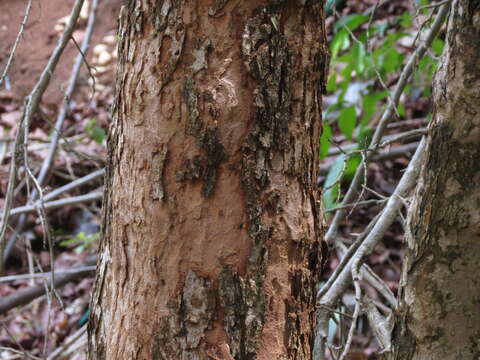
[
  {"xmin": 88, "ymin": 1, "xmax": 328, "ymax": 359},
  {"xmin": 390, "ymin": 1, "xmax": 480, "ymax": 359}
]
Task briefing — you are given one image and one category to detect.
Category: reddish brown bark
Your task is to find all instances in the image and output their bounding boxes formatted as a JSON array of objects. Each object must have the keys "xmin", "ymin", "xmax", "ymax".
[{"xmin": 88, "ymin": 1, "xmax": 328, "ymax": 359}]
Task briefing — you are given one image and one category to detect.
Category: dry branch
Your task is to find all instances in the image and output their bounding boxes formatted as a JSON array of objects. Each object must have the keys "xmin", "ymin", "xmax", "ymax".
[{"xmin": 0, "ymin": 256, "xmax": 96, "ymax": 315}]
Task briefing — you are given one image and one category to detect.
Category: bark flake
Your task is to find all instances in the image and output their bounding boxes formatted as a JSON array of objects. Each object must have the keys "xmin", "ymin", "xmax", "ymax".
[
  {"xmin": 152, "ymin": 0, "xmax": 185, "ymax": 93},
  {"xmin": 183, "ymin": 77, "xmax": 225, "ymax": 198},
  {"xmin": 151, "ymin": 145, "xmax": 168, "ymax": 201},
  {"xmin": 153, "ymin": 270, "xmax": 215, "ymax": 359}
]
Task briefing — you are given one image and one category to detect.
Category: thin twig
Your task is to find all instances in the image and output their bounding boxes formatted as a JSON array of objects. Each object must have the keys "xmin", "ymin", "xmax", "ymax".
[
  {"xmin": 317, "ymin": 212, "xmax": 382, "ymax": 301},
  {"xmin": 37, "ymin": 0, "xmax": 98, "ymax": 189},
  {"xmin": 0, "ymin": 320, "xmax": 41, "ymax": 360},
  {"xmin": 0, "ymin": 266, "xmax": 96, "ymax": 282},
  {"xmin": 2, "ymin": 167, "xmax": 104, "ymax": 260},
  {"xmin": 326, "ymin": 128, "xmax": 424, "ymax": 157},
  {"xmin": 47, "ymin": 325, "xmax": 87, "ymax": 360},
  {"xmin": 378, "ymin": 128, "xmax": 427, "ymax": 147},
  {"xmin": 0, "ymin": 256, "xmax": 97, "ymax": 315},
  {"xmin": 338, "ymin": 273, "xmax": 362, "ymax": 360},
  {"xmin": 325, "ymin": 198, "xmax": 386, "ymax": 213},
  {"xmin": 0, "ymin": 346, "xmax": 41, "ymax": 360},
  {"xmin": 43, "ymin": 168, "xmax": 105, "ymax": 201},
  {"xmin": 335, "ymin": 243, "xmax": 397, "ymax": 307},
  {"xmin": 0, "ymin": 0, "xmax": 33, "ymax": 88},
  {"xmin": 7, "ymin": 192, "xmax": 103, "ymax": 218}
]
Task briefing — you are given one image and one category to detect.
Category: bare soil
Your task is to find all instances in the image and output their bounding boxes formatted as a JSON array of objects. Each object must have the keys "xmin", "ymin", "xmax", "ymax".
[{"xmin": 0, "ymin": 0, "xmax": 121, "ymax": 106}]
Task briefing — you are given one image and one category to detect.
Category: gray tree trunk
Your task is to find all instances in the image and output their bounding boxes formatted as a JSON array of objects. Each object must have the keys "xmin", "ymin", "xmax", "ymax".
[
  {"xmin": 87, "ymin": 1, "xmax": 329, "ymax": 359},
  {"xmin": 391, "ymin": 1, "xmax": 480, "ymax": 359}
]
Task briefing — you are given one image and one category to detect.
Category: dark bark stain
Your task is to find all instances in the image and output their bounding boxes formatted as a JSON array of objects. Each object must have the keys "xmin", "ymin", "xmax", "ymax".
[
  {"xmin": 183, "ymin": 76, "xmax": 226, "ymax": 198},
  {"xmin": 153, "ymin": 271, "xmax": 216, "ymax": 359},
  {"xmin": 219, "ymin": 0, "xmax": 327, "ymax": 358}
]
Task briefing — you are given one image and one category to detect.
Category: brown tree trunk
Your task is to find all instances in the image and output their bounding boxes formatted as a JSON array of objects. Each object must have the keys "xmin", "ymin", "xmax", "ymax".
[
  {"xmin": 391, "ymin": 1, "xmax": 480, "ymax": 359},
  {"xmin": 87, "ymin": 1, "xmax": 329, "ymax": 359}
]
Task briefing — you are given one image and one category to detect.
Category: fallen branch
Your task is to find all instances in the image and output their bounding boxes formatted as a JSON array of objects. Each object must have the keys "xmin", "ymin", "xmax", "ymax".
[
  {"xmin": 0, "ymin": 265, "xmax": 96, "ymax": 283},
  {"xmin": 47, "ymin": 325, "xmax": 87, "ymax": 360},
  {"xmin": 0, "ymin": 256, "xmax": 96, "ymax": 315}
]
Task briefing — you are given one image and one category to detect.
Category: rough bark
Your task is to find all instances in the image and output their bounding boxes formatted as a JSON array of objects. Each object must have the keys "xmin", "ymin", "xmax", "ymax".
[
  {"xmin": 87, "ymin": 1, "xmax": 329, "ymax": 359},
  {"xmin": 390, "ymin": 1, "xmax": 480, "ymax": 359}
]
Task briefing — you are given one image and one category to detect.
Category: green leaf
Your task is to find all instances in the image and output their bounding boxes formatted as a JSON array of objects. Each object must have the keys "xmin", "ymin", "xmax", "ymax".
[
  {"xmin": 432, "ymin": 38, "xmax": 444, "ymax": 56},
  {"xmin": 323, "ymin": 154, "xmax": 347, "ymax": 211},
  {"xmin": 319, "ymin": 122, "xmax": 332, "ymax": 160},
  {"xmin": 59, "ymin": 232, "xmax": 100, "ymax": 253},
  {"xmin": 59, "ymin": 238, "xmax": 78, "ymax": 247},
  {"xmin": 361, "ymin": 91, "xmax": 387, "ymax": 125},
  {"xmin": 338, "ymin": 106, "xmax": 356, "ymax": 140},
  {"xmin": 383, "ymin": 49, "xmax": 403, "ymax": 73},
  {"xmin": 343, "ymin": 153, "xmax": 361, "ymax": 180},
  {"xmin": 334, "ymin": 14, "xmax": 369, "ymax": 33},
  {"xmin": 330, "ymin": 29, "xmax": 350, "ymax": 59},
  {"xmin": 85, "ymin": 118, "xmax": 106, "ymax": 144},
  {"xmin": 398, "ymin": 13, "xmax": 412, "ymax": 28},
  {"xmin": 341, "ymin": 63, "xmax": 354, "ymax": 82},
  {"xmin": 326, "ymin": 72, "xmax": 337, "ymax": 93},
  {"xmin": 357, "ymin": 123, "xmax": 373, "ymax": 148},
  {"xmin": 352, "ymin": 43, "xmax": 367, "ymax": 74}
]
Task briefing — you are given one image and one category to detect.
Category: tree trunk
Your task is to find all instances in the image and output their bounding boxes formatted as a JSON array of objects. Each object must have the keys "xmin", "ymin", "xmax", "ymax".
[
  {"xmin": 391, "ymin": 1, "xmax": 480, "ymax": 359},
  {"xmin": 87, "ymin": 1, "xmax": 329, "ymax": 359}
]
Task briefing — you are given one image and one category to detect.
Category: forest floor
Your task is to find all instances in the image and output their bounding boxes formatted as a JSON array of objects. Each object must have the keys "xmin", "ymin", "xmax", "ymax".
[{"xmin": 0, "ymin": 0, "xmax": 433, "ymax": 359}]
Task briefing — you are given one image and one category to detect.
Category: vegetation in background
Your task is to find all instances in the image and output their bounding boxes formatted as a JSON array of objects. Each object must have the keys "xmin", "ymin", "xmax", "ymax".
[{"xmin": 321, "ymin": 8, "xmax": 444, "ymax": 211}]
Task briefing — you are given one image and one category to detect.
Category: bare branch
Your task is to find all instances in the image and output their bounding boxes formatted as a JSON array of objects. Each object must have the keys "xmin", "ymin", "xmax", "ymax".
[
  {"xmin": 0, "ymin": 256, "xmax": 96, "ymax": 315},
  {"xmin": 0, "ymin": 266, "xmax": 96, "ymax": 283},
  {"xmin": 0, "ymin": 0, "xmax": 33, "ymax": 88},
  {"xmin": 2, "ymin": 168, "xmax": 104, "ymax": 260},
  {"xmin": 47, "ymin": 325, "xmax": 87, "ymax": 360},
  {"xmin": 8, "ymin": 192, "xmax": 103, "ymax": 218},
  {"xmin": 44, "ymin": 168, "xmax": 105, "ymax": 202}
]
